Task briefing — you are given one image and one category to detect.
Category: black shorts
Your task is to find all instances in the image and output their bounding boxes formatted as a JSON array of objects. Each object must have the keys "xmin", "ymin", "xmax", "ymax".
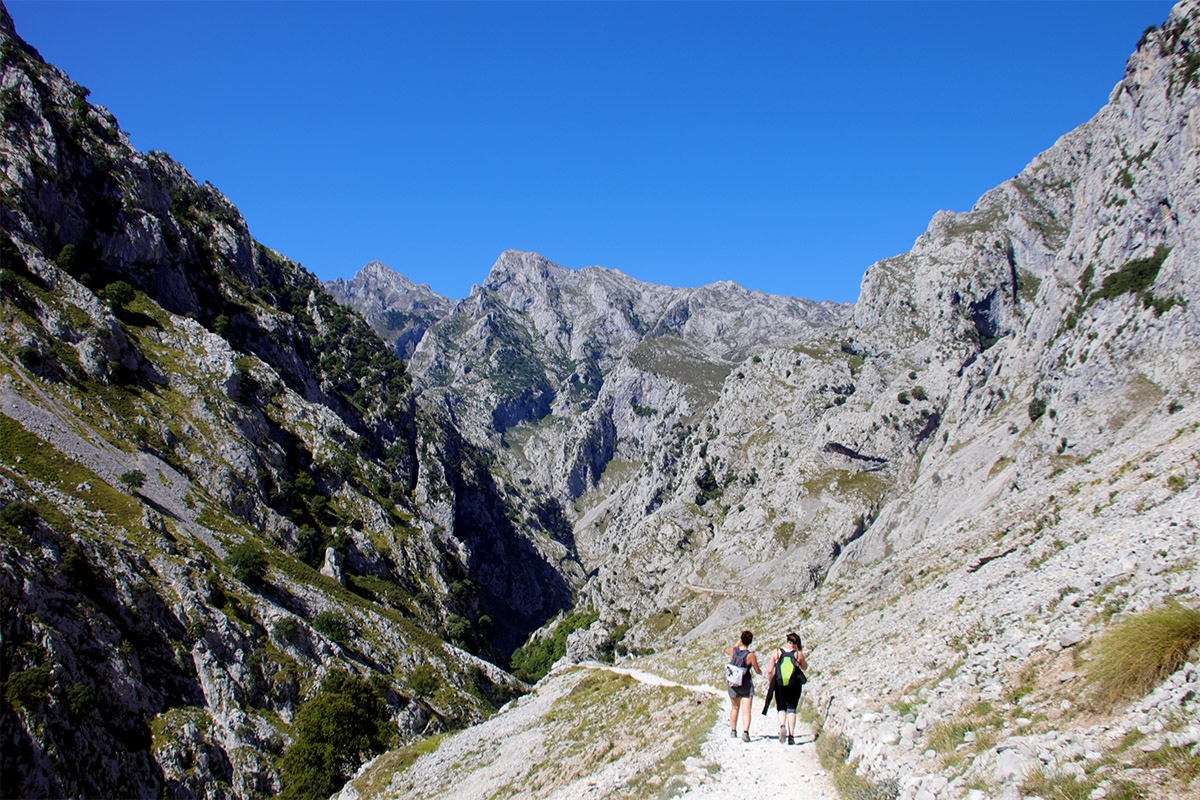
[{"xmin": 774, "ymin": 682, "xmax": 802, "ymax": 712}]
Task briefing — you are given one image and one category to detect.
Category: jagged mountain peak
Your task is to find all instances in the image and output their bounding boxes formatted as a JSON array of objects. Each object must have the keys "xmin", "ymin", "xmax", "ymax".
[
  {"xmin": 328, "ymin": 259, "xmax": 445, "ymax": 298},
  {"xmin": 483, "ymin": 248, "xmax": 566, "ymax": 288},
  {"xmin": 325, "ymin": 260, "xmax": 452, "ymax": 357}
]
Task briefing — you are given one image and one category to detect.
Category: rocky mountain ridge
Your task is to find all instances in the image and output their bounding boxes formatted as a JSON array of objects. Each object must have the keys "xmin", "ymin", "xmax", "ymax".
[
  {"xmin": 0, "ymin": 5, "xmax": 571, "ymax": 797},
  {"xmin": 325, "ymin": 263, "xmax": 452, "ymax": 360}
]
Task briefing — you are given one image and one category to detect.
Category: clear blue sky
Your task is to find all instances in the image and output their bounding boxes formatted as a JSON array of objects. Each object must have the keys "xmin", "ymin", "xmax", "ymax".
[{"xmin": 8, "ymin": 1, "xmax": 1176, "ymax": 303}]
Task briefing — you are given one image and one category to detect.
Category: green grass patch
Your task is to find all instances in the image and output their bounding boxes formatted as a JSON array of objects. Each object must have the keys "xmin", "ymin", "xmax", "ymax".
[
  {"xmin": 1136, "ymin": 742, "xmax": 1200, "ymax": 785},
  {"xmin": 0, "ymin": 414, "xmax": 144, "ymax": 538},
  {"xmin": 815, "ymin": 730, "xmax": 899, "ymax": 800},
  {"xmin": 349, "ymin": 733, "xmax": 445, "ymax": 797},
  {"xmin": 1089, "ymin": 601, "xmax": 1200, "ymax": 705}
]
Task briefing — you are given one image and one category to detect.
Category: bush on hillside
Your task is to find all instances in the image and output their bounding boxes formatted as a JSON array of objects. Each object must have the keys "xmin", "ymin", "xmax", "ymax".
[
  {"xmin": 0, "ymin": 500, "xmax": 39, "ymax": 536},
  {"xmin": 509, "ymin": 609, "xmax": 599, "ymax": 683},
  {"xmin": 1090, "ymin": 601, "xmax": 1200, "ymax": 705},
  {"xmin": 226, "ymin": 541, "xmax": 269, "ymax": 586},
  {"xmin": 278, "ymin": 671, "xmax": 392, "ymax": 800},
  {"xmin": 311, "ymin": 611, "xmax": 352, "ymax": 645}
]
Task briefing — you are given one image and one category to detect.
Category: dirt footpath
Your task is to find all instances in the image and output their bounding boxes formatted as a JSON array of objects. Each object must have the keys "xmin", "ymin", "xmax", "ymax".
[{"xmin": 596, "ymin": 665, "xmax": 838, "ymax": 799}]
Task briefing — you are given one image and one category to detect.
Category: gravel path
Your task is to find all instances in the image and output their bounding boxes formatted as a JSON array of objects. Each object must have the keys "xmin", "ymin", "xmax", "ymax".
[{"xmin": 588, "ymin": 664, "xmax": 838, "ymax": 799}]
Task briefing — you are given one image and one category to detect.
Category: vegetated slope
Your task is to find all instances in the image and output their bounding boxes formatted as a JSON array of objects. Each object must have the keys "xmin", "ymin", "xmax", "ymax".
[
  {"xmin": 0, "ymin": 6, "xmax": 571, "ymax": 798},
  {"xmin": 345, "ymin": 665, "xmax": 719, "ymax": 800}
]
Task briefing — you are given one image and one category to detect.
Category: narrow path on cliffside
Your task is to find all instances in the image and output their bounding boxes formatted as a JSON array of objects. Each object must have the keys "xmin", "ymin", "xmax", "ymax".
[{"xmin": 582, "ymin": 663, "xmax": 838, "ymax": 799}]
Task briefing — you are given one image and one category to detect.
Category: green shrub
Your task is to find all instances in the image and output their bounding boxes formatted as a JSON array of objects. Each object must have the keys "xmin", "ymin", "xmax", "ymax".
[
  {"xmin": 1094, "ymin": 246, "xmax": 1168, "ymax": 301},
  {"xmin": 445, "ymin": 614, "xmax": 470, "ymax": 644},
  {"xmin": 0, "ymin": 500, "xmax": 40, "ymax": 534},
  {"xmin": 58, "ymin": 542, "xmax": 94, "ymax": 585},
  {"xmin": 65, "ymin": 683, "xmax": 95, "ymax": 717},
  {"xmin": 4, "ymin": 665, "xmax": 53, "ymax": 709},
  {"xmin": 279, "ymin": 671, "xmax": 392, "ymax": 800},
  {"xmin": 102, "ymin": 280, "xmax": 135, "ymax": 312},
  {"xmin": 408, "ymin": 663, "xmax": 439, "ymax": 697},
  {"xmin": 509, "ymin": 609, "xmax": 599, "ymax": 683},
  {"xmin": 311, "ymin": 611, "xmax": 352, "ymax": 644},
  {"xmin": 56, "ymin": 243, "xmax": 80, "ymax": 272},
  {"xmin": 118, "ymin": 469, "xmax": 146, "ymax": 492},
  {"xmin": 273, "ymin": 617, "xmax": 303, "ymax": 646},
  {"xmin": 1090, "ymin": 600, "xmax": 1200, "ymax": 705},
  {"xmin": 226, "ymin": 541, "xmax": 269, "ymax": 585},
  {"xmin": 694, "ymin": 468, "xmax": 722, "ymax": 506},
  {"xmin": 1028, "ymin": 398, "xmax": 1047, "ymax": 422}
]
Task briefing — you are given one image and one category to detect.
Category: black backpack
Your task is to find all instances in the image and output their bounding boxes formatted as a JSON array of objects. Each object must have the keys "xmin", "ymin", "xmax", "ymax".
[{"xmin": 776, "ymin": 648, "xmax": 806, "ymax": 687}]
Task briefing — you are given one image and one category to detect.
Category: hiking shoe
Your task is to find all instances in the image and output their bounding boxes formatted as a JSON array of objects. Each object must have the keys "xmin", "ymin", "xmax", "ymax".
[
  {"xmin": 741, "ymin": 731, "xmax": 750, "ymax": 742},
  {"xmin": 730, "ymin": 729, "xmax": 737, "ymax": 738},
  {"xmin": 779, "ymin": 726, "xmax": 786, "ymax": 743},
  {"xmin": 788, "ymin": 735, "xmax": 796, "ymax": 745}
]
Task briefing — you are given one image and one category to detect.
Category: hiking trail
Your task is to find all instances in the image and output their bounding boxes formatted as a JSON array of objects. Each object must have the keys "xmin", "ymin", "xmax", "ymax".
[{"xmin": 585, "ymin": 663, "xmax": 838, "ymax": 799}]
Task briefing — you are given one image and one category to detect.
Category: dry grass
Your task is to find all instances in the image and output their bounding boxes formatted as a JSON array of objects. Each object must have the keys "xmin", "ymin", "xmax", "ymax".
[{"xmin": 1089, "ymin": 601, "xmax": 1200, "ymax": 705}]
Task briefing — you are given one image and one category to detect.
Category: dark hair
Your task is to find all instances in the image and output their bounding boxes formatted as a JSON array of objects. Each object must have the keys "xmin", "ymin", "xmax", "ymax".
[
  {"xmin": 740, "ymin": 630, "xmax": 754, "ymax": 646},
  {"xmin": 786, "ymin": 631, "xmax": 802, "ymax": 649}
]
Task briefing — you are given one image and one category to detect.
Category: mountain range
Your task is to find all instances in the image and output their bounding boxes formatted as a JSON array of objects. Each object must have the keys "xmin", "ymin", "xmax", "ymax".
[{"xmin": 3, "ymin": 1, "xmax": 1200, "ymax": 798}]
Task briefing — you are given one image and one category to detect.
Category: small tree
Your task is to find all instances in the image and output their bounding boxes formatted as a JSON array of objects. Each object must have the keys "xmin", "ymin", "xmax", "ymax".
[
  {"xmin": 311, "ymin": 611, "xmax": 352, "ymax": 645},
  {"xmin": 118, "ymin": 469, "xmax": 146, "ymax": 493},
  {"xmin": 279, "ymin": 671, "xmax": 391, "ymax": 800},
  {"xmin": 1028, "ymin": 398, "xmax": 1047, "ymax": 422},
  {"xmin": 56, "ymin": 243, "xmax": 82, "ymax": 276},
  {"xmin": 226, "ymin": 541, "xmax": 269, "ymax": 586},
  {"xmin": 102, "ymin": 280, "xmax": 135, "ymax": 313},
  {"xmin": 0, "ymin": 500, "xmax": 40, "ymax": 534}
]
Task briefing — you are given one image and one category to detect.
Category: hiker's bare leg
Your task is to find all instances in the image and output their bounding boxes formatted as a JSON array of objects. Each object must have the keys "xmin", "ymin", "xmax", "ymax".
[
  {"xmin": 787, "ymin": 710, "xmax": 797, "ymax": 736},
  {"xmin": 739, "ymin": 697, "xmax": 752, "ymax": 734},
  {"xmin": 729, "ymin": 697, "xmax": 739, "ymax": 732}
]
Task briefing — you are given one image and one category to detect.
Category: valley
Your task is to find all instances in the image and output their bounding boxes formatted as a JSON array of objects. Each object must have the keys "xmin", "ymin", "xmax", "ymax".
[{"xmin": 3, "ymin": 1, "xmax": 1200, "ymax": 798}]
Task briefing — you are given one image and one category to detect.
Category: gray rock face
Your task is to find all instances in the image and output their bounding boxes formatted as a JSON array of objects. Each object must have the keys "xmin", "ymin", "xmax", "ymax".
[
  {"xmin": 341, "ymin": 251, "xmax": 852, "ymax": 547},
  {"xmin": 566, "ymin": 3, "xmax": 1200, "ymax": 796}
]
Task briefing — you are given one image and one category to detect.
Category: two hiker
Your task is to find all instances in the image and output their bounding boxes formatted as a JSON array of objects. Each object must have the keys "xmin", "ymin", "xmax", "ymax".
[{"xmin": 725, "ymin": 629, "xmax": 808, "ymax": 744}]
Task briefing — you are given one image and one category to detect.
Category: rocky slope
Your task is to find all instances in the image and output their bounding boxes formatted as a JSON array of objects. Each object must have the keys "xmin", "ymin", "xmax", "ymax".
[
  {"xmin": 335, "ymin": 250, "xmax": 852, "ymax": 580},
  {"xmin": 0, "ymin": 6, "xmax": 569, "ymax": 797},
  {"xmin": 550, "ymin": 2, "xmax": 1200, "ymax": 797}
]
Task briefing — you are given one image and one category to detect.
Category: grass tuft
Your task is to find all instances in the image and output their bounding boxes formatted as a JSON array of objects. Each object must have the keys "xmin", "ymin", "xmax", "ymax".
[{"xmin": 1089, "ymin": 601, "xmax": 1200, "ymax": 705}]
